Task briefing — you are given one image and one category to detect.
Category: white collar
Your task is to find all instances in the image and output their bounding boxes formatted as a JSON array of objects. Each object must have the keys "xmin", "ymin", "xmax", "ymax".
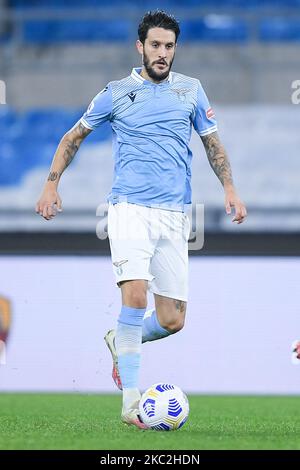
[{"xmin": 131, "ymin": 67, "xmax": 172, "ymax": 84}]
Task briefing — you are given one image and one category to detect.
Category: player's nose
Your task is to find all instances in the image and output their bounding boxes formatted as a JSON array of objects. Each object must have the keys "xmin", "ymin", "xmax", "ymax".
[{"xmin": 158, "ymin": 46, "xmax": 168, "ymax": 56}]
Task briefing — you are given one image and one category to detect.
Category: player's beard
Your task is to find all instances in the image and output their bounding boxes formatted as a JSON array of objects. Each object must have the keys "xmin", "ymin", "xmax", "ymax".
[{"xmin": 143, "ymin": 51, "xmax": 175, "ymax": 82}]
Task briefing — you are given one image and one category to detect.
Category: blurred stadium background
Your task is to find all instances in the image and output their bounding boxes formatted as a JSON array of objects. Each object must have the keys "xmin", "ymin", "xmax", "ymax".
[{"xmin": 0, "ymin": 0, "xmax": 300, "ymax": 397}]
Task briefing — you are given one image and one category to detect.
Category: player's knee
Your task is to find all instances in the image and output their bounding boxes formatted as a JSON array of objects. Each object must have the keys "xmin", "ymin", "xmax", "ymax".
[
  {"xmin": 129, "ymin": 296, "xmax": 147, "ymax": 309},
  {"xmin": 121, "ymin": 280, "xmax": 147, "ymax": 308},
  {"xmin": 126, "ymin": 291, "xmax": 147, "ymax": 309},
  {"xmin": 162, "ymin": 316, "xmax": 185, "ymax": 334}
]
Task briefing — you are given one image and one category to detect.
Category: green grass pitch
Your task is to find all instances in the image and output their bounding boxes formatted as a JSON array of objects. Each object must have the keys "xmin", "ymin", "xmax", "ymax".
[{"xmin": 0, "ymin": 394, "xmax": 299, "ymax": 450}]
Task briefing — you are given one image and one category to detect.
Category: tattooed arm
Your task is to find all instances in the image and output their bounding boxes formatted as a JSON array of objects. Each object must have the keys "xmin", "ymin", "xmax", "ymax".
[
  {"xmin": 201, "ymin": 131, "xmax": 247, "ymax": 224},
  {"xmin": 36, "ymin": 122, "xmax": 91, "ymax": 220},
  {"xmin": 47, "ymin": 122, "xmax": 91, "ymax": 185}
]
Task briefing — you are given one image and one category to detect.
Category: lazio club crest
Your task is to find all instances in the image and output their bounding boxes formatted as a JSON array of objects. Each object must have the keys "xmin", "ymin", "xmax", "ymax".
[{"xmin": 171, "ymin": 88, "xmax": 190, "ymax": 102}]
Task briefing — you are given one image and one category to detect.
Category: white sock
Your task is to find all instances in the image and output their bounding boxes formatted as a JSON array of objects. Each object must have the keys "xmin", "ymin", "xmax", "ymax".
[{"xmin": 115, "ymin": 305, "xmax": 146, "ymax": 412}]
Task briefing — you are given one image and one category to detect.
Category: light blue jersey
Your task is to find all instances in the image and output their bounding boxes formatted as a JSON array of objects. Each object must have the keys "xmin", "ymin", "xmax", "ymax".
[{"xmin": 80, "ymin": 67, "xmax": 217, "ymax": 211}]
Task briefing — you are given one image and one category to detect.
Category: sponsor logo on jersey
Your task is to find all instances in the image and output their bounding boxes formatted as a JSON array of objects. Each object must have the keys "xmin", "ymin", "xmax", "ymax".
[{"xmin": 206, "ymin": 107, "xmax": 215, "ymax": 120}]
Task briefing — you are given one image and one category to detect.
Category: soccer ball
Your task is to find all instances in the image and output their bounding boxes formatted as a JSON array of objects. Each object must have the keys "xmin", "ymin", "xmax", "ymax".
[{"xmin": 139, "ymin": 383, "xmax": 189, "ymax": 431}]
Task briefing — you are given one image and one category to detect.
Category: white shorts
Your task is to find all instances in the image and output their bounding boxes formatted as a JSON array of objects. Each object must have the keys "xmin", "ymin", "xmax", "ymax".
[{"xmin": 108, "ymin": 202, "xmax": 190, "ymax": 302}]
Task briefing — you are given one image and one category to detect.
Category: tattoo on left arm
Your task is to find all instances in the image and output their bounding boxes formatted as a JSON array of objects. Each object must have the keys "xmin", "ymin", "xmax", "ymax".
[
  {"xmin": 201, "ymin": 131, "xmax": 233, "ymax": 187},
  {"xmin": 175, "ymin": 300, "xmax": 186, "ymax": 314}
]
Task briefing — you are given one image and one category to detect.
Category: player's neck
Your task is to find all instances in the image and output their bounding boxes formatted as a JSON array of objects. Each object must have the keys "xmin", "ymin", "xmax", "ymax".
[{"xmin": 140, "ymin": 67, "xmax": 169, "ymax": 85}]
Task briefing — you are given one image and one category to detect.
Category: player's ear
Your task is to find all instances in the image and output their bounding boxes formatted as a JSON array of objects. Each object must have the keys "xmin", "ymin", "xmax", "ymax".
[{"xmin": 136, "ymin": 39, "xmax": 143, "ymax": 56}]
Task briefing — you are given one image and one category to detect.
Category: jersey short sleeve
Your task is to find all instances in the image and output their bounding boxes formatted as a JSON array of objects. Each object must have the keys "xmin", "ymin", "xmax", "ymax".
[
  {"xmin": 80, "ymin": 84, "xmax": 112, "ymax": 130},
  {"xmin": 192, "ymin": 80, "xmax": 217, "ymax": 137}
]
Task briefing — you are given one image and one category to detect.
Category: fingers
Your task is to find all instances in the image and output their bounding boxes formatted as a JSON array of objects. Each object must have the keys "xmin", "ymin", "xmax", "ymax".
[
  {"xmin": 56, "ymin": 196, "xmax": 63, "ymax": 212},
  {"xmin": 225, "ymin": 202, "xmax": 232, "ymax": 215},
  {"xmin": 232, "ymin": 204, "xmax": 247, "ymax": 224},
  {"xmin": 42, "ymin": 205, "xmax": 49, "ymax": 220},
  {"xmin": 36, "ymin": 202, "xmax": 62, "ymax": 221},
  {"xmin": 42, "ymin": 204, "xmax": 54, "ymax": 220},
  {"xmin": 47, "ymin": 203, "xmax": 57, "ymax": 219}
]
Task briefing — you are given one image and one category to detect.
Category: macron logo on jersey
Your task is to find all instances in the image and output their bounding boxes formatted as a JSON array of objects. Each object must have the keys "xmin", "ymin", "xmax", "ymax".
[
  {"xmin": 206, "ymin": 107, "xmax": 215, "ymax": 120},
  {"xmin": 128, "ymin": 92, "xmax": 136, "ymax": 103}
]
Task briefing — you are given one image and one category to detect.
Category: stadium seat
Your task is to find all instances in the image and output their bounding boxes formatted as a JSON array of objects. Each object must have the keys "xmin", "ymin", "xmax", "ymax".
[
  {"xmin": 11, "ymin": 0, "xmax": 300, "ymax": 9},
  {"xmin": 22, "ymin": 141, "xmax": 58, "ymax": 168},
  {"xmin": 22, "ymin": 19, "xmax": 131, "ymax": 43},
  {"xmin": 0, "ymin": 107, "xmax": 17, "ymax": 135},
  {"xmin": 11, "ymin": 0, "xmax": 177, "ymax": 8},
  {"xmin": 260, "ymin": 18, "xmax": 300, "ymax": 41},
  {"xmin": 5, "ymin": 108, "xmax": 83, "ymax": 144},
  {"xmin": 180, "ymin": 16, "xmax": 248, "ymax": 42},
  {"xmin": 0, "ymin": 142, "xmax": 26, "ymax": 186},
  {"xmin": 0, "ymin": 106, "xmax": 114, "ymax": 186}
]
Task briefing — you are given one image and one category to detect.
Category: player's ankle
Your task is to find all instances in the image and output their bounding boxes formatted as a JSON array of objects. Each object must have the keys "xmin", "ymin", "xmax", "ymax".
[{"xmin": 122, "ymin": 387, "xmax": 141, "ymax": 411}]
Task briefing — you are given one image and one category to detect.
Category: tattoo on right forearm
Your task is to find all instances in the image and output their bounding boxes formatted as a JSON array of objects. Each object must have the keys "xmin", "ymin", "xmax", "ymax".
[
  {"xmin": 47, "ymin": 172, "xmax": 59, "ymax": 182},
  {"xmin": 47, "ymin": 123, "xmax": 91, "ymax": 181},
  {"xmin": 61, "ymin": 123, "xmax": 90, "ymax": 169},
  {"xmin": 62, "ymin": 139, "xmax": 79, "ymax": 168}
]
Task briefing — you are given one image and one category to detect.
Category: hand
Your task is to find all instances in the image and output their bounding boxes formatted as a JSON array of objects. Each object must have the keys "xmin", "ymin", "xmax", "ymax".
[
  {"xmin": 225, "ymin": 189, "xmax": 247, "ymax": 224},
  {"xmin": 35, "ymin": 187, "xmax": 62, "ymax": 221}
]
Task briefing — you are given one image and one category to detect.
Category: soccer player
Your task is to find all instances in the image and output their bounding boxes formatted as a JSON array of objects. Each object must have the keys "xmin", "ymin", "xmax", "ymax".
[{"xmin": 36, "ymin": 10, "xmax": 247, "ymax": 429}]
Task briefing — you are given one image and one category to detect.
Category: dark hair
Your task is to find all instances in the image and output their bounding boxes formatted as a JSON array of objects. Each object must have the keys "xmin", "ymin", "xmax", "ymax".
[{"xmin": 138, "ymin": 10, "xmax": 180, "ymax": 44}]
